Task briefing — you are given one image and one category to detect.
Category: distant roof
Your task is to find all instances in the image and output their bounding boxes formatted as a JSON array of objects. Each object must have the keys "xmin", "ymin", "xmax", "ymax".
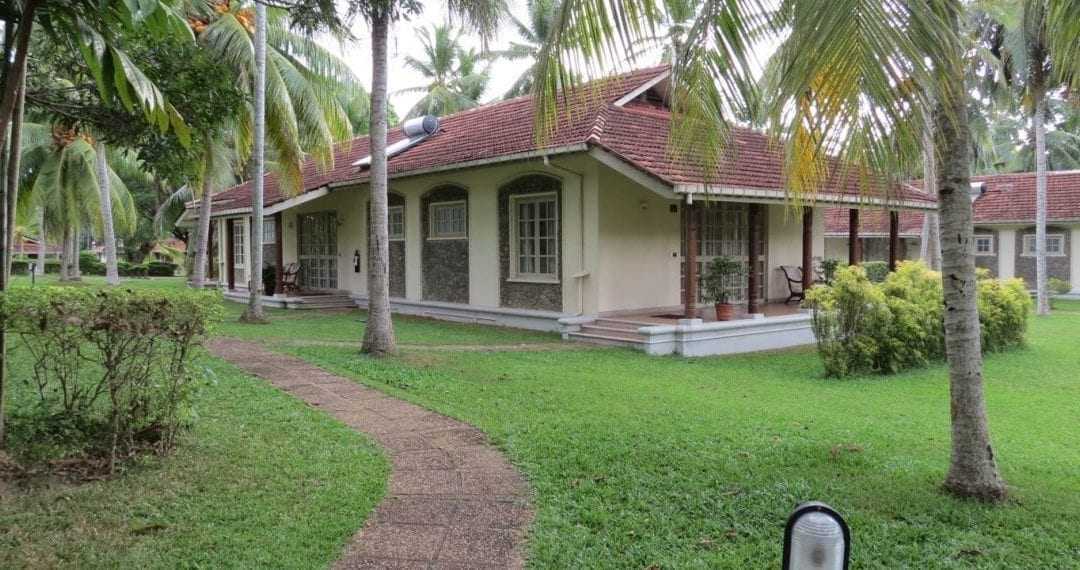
[
  {"xmin": 199, "ymin": 66, "xmax": 935, "ymax": 216},
  {"xmin": 15, "ymin": 236, "xmax": 61, "ymax": 254},
  {"xmin": 825, "ymin": 169, "xmax": 1080, "ymax": 235}
]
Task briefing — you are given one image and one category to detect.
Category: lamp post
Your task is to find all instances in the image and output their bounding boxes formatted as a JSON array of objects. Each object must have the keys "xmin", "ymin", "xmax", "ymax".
[{"xmin": 782, "ymin": 501, "xmax": 850, "ymax": 570}]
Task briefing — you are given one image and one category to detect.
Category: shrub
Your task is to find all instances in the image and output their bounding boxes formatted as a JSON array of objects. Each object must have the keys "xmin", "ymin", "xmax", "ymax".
[
  {"xmin": 79, "ymin": 252, "xmax": 106, "ymax": 276},
  {"xmin": 807, "ymin": 261, "xmax": 1029, "ymax": 377},
  {"xmin": 1048, "ymin": 277, "xmax": 1071, "ymax": 295},
  {"xmin": 11, "ymin": 258, "xmax": 30, "ymax": 275},
  {"xmin": 862, "ymin": 261, "xmax": 890, "ymax": 283},
  {"xmin": 702, "ymin": 256, "xmax": 744, "ymax": 304},
  {"xmin": 146, "ymin": 261, "xmax": 178, "ymax": 276},
  {"xmin": 44, "ymin": 260, "xmax": 61, "ymax": 274},
  {"xmin": 819, "ymin": 258, "xmax": 842, "ymax": 284},
  {"xmin": 0, "ymin": 287, "xmax": 222, "ymax": 470}
]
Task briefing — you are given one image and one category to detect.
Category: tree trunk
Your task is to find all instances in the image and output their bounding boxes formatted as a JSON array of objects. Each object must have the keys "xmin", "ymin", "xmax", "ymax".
[
  {"xmin": 4, "ymin": 63, "xmax": 24, "ymax": 285},
  {"xmin": 935, "ymin": 55, "xmax": 1007, "ymax": 501},
  {"xmin": 242, "ymin": 3, "xmax": 268, "ymax": 322},
  {"xmin": 60, "ymin": 225, "xmax": 72, "ymax": 281},
  {"xmin": 0, "ymin": 0, "xmax": 38, "ymax": 155},
  {"xmin": 920, "ymin": 125, "xmax": 941, "ymax": 270},
  {"xmin": 361, "ymin": 11, "xmax": 397, "ymax": 356},
  {"xmin": 192, "ymin": 145, "xmax": 215, "ymax": 288},
  {"xmin": 1033, "ymin": 91, "xmax": 1050, "ymax": 314},
  {"xmin": 73, "ymin": 227, "xmax": 81, "ymax": 279},
  {"xmin": 35, "ymin": 208, "xmax": 45, "ymax": 275},
  {"xmin": 95, "ymin": 142, "xmax": 120, "ymax": 285}
]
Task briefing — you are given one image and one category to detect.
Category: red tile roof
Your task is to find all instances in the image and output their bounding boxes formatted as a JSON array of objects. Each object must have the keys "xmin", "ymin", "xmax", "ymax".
[
  {"xmin": 203, "ymin": 66, "xmax": 935, "ymax": 214},
  {"xmin": 824, "ymin": 208, "xmax": 925, "ymax": 236},
  {"xmin": 825, "ymin": 170, "xmax": 1080, "ymax": 234}
]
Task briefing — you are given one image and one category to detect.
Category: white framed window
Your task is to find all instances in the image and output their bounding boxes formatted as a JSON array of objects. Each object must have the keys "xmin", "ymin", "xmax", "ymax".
[
  {"xmin": 428, "ymin": 201, "xmax": 467, "ymax": 239},
  {"xmin": 388, "ymin": 206, "xmax": 405, "ymax": 241},
  {"xmin": 974, "ymin": 234, "xmax": 994, "ymax": 255},
  {"xmin": 510, "ymin": 193, "xmax": 559, "ymax": 281},
  {"xmin": 1022, "ymin": 233, "xmax": 1065, "ymax": 256},
  {"xmin": 262, "ymin": 217, "xmax": 276, "ymax": 244},
  {"xmin": 232, "ymin": 219, "xmax": 247, "ymax": 286}
]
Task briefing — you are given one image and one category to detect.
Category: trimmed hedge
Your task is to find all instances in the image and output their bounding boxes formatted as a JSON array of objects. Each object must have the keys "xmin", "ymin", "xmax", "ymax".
[
  {"xmin": 11, "ymin": 259, "xmax": 30, "ymax": 275},
  {"xmin": 807, "ymin": 261, "xmax": 1031, "ymax": 377},
  {"xmin": 862, "ymin": 260, "xmax": 890, "ymax": 283},
  {"xmin": 79, "ymin": 252, "xmax": 106, "ymax": 276},
  {"xmin": 147, "ymin": 261, "xmax": 179, "ymax": 277}
]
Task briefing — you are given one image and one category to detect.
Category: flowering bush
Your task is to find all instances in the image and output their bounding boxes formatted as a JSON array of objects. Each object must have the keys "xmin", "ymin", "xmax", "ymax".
[
  {"xmin": 807, "ymin": 261, "xmax": 1029, "ymax": 377},
  {"xmin": 0, "ymin": 287, "xmax": 222, "ymax": 470}
]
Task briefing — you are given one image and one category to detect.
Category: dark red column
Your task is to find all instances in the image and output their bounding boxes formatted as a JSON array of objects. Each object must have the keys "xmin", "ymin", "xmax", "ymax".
[
  {"xmin": 848, "ymin": 209, "xmax": 861, "ymax": 265},
  {"xmin": 684, "ymin": 202, "xmax": 699, "ymax": 318},
  {"xmin": 747, "ymin": 204, "xmax": 762, "ymax": 314},
  {"xmin": 802, "ymin": 207, "xmax": 814, "ymax": 290},
  {"xmin": 888, "ymin": 210, "xmax": 900, "ymax": 272}
]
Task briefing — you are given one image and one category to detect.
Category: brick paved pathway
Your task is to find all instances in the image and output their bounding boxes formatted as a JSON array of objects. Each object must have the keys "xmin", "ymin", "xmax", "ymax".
[{"xmin": 207, "ymin": 339, "xmax": 533, "ymax": 569}]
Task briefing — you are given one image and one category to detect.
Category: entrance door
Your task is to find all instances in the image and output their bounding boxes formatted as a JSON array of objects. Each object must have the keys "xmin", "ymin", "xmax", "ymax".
[
  {"xmin": 297, "ymin": 212, "xmax": 338, "ymax": 290},
  {"xmin": 682, "ymin": 202, "xmax": 766, "ymax": 304}
]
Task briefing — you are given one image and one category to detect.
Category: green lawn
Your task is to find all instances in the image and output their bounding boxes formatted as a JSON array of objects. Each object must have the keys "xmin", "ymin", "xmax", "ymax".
[
  {"xmin": 251, "ymin": 300, "xmax": 1078, "ymax": 568},
  {"xmin": 6, "ymin": 276, "xmax": 1079, "ymax": 567},
  {"xmin": 1, "ymin": 275, "xmax": 389, "ymax": 569}
]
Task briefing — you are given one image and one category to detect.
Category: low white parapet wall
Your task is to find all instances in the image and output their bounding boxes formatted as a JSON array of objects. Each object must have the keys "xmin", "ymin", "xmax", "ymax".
[
  {"xmin": 352, "ymin": 295, "xmax": 568, "ymax": 332},
  {"xmin": 637, "ymin": 313, "xmax": 815, "ymax": 357}
]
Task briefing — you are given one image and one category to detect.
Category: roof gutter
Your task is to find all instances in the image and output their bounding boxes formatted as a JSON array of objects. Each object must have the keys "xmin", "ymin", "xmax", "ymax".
[{"xmin": 674, "ymin": 184, "xmax": 938, "ymax": 211}]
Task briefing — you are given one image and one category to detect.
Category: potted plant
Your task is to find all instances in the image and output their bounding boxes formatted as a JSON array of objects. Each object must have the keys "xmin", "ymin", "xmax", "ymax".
[{"xmin": 703, "ymin": 256, "xmax": 744, "ymax": 321}]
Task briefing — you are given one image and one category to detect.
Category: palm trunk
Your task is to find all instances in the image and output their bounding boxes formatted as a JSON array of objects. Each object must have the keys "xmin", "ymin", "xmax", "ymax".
[
  {"xmin": 1033, "ymin": 91, "xmax": 1050, "ymax": 314},
  {"xmin": 242, "ymin": 2, "xmax": 268, "ymax": 322},
  {"xmin": 920, "ymin": 125, "xmax": 941, "ymax": 270},
  {"xmin": 4, "ymin": 67, "xmax": 25, "ymax": 285},
  {"xmin": 192, "ymin": 173, "xmax": 214, "ymax": 288},
  {"xmin": 35, "ymin": 208, "xmax": 45, "ymax": 275},
  {"xmin": 361, "ymin": 11, "xmax": 397, "ymax": 356},
  {"xmin": 73, "ymin": 227, "xmax": 81, "ymax": 279},
  {"xmin": 95, "ymin": 142, "xmax": 120, "ymax": 285},
  {"xmin": 935, "ymin": 59, "xmax": 1007, "ymax": 501},
  {"xmin": 60, "ymin": 225, "xmax": 72, "ymax": 281},
  {"xmin": 0, "ymin": 0, "xmax": 37, "ymax": 155}
]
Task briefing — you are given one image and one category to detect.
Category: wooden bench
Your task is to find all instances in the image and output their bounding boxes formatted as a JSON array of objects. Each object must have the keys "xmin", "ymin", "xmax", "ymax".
[
  {"xmin": 779, "ymin": 265, "xmax": 806, "ymax": 304},
  {"xmin": 281, "ymin": 263, "xmax": 301, "ymax": 295}
]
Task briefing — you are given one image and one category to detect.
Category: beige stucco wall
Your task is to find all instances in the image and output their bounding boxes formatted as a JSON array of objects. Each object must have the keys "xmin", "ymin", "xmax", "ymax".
[
  {"xmin": 595, "ymin": 165, "xmax": 681, "ymax": 313},
  {"xmin": 766, "ymin": 205, "xmax": 825, "ymax": 302},
  {"xmin": 267, "ymin": 155, "xmax": 596, "ymax": 314}
]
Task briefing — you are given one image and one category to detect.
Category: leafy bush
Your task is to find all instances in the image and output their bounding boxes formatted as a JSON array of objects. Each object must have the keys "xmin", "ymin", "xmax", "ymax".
[
  {"xmin": 11, "ymin": 259, "xmax": 30, "ymax": 275},
  {"xmin": 1048, "ymin": 277, "xmax": 1071, "ymax": 295},
  {"xmin": 44, "ymin": 260, "xmax": 61, "ymax": 274},
  {"xmin": 702, "ymin": 256, "xmax": 744, "ymax": 304},
  {"xmin": 819, "ymin": 258, "xmax": 842, "ymax": 284},
  {"xmin": 862, "ymin": 261, "xmax": 890, "ymax": 283},
  {"xmin": 807, "ymin": 261, "xmax": 1029, "ymax": 377},
  {"xmin": 146, "ymin": 261, "xmax": 178, "ymax": 276},
  {"xmin": 0, "ymin": 287, "xmax": 222, "ymax": 470},
  {"xmin": 79, "ymin": 251, "xmax": 106, "ymax": 276}
]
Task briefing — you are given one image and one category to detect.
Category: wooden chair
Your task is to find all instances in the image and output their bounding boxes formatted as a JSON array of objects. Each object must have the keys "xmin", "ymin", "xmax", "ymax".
[
  {"xmin": 779, "ymin": 265, "xmax": 805, "ymax": 304},
  {"xmin": 281, "ymin": 263, "xmax": 301, "ymax": 295}
]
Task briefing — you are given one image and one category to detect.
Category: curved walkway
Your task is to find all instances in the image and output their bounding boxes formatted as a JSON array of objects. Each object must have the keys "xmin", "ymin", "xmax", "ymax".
[{"xmin": 207, "ymin": 339, "xmax": 533, "ymax": 569}]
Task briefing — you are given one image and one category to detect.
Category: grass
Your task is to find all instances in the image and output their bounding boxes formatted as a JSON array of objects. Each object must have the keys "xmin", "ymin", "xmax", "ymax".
[
  {"xmin": 1, "ymin": 275, "xmax": 390, "ymax": 569},
  {"xmin": 225, "ymin": 299, "xmax": 1080, "ymax": 568}
]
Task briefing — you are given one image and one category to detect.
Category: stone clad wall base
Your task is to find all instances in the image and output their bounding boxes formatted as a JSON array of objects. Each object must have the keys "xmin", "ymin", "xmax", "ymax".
[{"xmin": 635, "ymin": 314, "xmax": 815, "ymax": 357}]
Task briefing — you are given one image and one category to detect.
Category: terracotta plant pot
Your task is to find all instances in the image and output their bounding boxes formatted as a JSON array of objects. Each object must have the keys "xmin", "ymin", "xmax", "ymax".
[{"xmin": 715, "ymin": 303, "xmax": 735, "ymax": 321}]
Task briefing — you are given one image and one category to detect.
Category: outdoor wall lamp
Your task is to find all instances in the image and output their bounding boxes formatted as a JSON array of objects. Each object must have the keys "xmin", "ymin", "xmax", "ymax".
[{"xmin": 782, "ymin": 501, "xmax": 850, "ymax": 570}]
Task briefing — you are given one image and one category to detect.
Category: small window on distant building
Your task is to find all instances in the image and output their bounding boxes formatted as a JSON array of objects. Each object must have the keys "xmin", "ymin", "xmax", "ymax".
[
  {"xmin": 388, "ymin": 206, "xmax": 405, "ymax": 241},
  {"xmin": 1022, "ymin": 233, "xmax": 1065, "ymax": 256},
  {"xmin": 428, "ymin": 201, "xmax": 467, "ymax": 239},
  {"xmin": 263, "ymin": 217, "xmax": 276, "ymax": 244},
  {"xmin": 974, "ymin": 234, "xmax": 994, "ymax": 255}
]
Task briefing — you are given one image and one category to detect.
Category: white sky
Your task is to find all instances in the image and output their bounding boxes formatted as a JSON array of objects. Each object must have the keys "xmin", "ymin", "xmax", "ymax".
[{"xmin": 320, "ymin": 0, "xmax": 669, "ymax": 117}]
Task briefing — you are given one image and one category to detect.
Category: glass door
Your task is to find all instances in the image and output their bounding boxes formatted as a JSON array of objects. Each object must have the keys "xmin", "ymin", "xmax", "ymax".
[
  {"xmin": 297, "ymin": 212, "xmax": 338, "ymax": 290},
  {"xmin": 682, "ymin": 202, "xmax": 766, "ymax": 304}
]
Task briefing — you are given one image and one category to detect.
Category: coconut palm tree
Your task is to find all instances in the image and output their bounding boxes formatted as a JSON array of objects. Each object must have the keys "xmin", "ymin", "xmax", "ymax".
[
  {"xmin": 398, "ymin": 24, "xmax": 492, "ymax": 118},
  {"xmin": 185, "ymin": 0, "xmax": 358, "ymax": 291},
  {"xmin": 242, "ymin": 1, "xmax": 269, "ymax": 321},
  {"xmin": 496, "ymin": 0, "xmax": 559, "ymax": 98},
  {"xmin": 359, "ymin": 2, "xmax": 502, "ymax": 357},
  {"xmin": 533, "ymin": 0, "xmax": 1044, "ymax": 502},
  {"xmin": 978, "ymin": 0, "xmax": 1080, "ymax": 314},
  {"xmin": 17, "ymin": 124, "xmax": 138, "ymax": 281}
]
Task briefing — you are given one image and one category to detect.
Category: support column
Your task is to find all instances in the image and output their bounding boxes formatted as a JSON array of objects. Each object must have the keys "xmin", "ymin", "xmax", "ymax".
[
  {"xmin": 274, "ymin": 212, "xmax": 284, "ymax": 294},
  {"xmin": 802, "ymin": 207, "xmax": 814, "ymax": 291},
  {"xmin": 683, "ymin": 201, "xmax": 699, "ymax": 319},
  {"xmin": 889, "ymin": 210, "xmax": 900, "ymax": 271},
  {"xmin": 208, "ymin": 221, "xmax": 217, "ymax": 281},
  {"xmin": 848, "ymin": 209, "xmax": 861, "ymax": 265},
  {"xmin": 226, "ymin": 219, "xmax": 236, "ymax": 290},
  {"xmin": 747, "ymin": 204, "xmax": 762, "ymax": 314}
]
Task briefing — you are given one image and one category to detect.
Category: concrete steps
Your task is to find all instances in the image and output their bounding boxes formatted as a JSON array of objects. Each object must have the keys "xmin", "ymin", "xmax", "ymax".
[
  {"xmin": 565, "ymin": 318, "xmax": 649, "ymax": 348},
  {"xmin": 282, "ymin": 295, "xmax": 357, "ymax": 310}
]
